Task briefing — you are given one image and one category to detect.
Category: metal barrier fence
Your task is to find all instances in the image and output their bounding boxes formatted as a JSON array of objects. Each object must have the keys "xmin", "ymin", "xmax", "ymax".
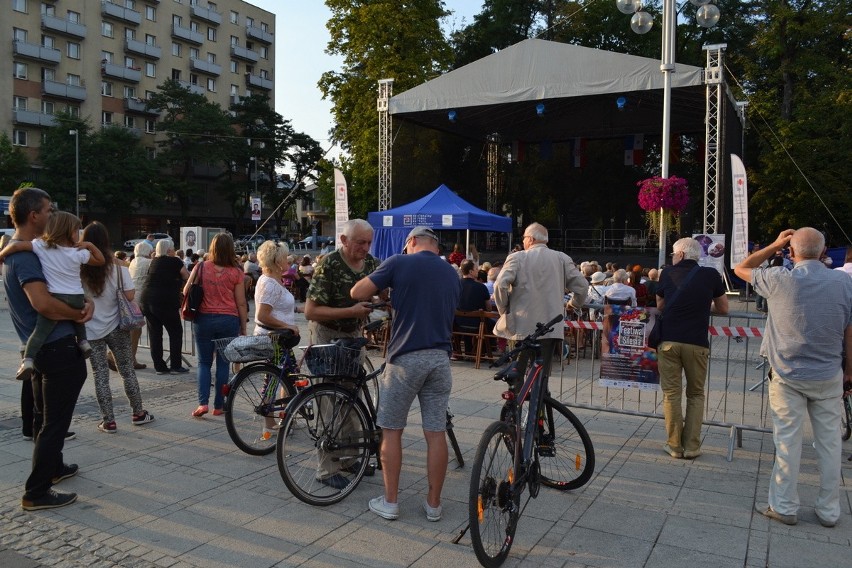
[
  {"xmin": 553, "ymin": 308, "xmax": 769, "ymax": 461},
  {"xmin": 137, "ymin": 318, "xmax": 196, "ymax": 368}
]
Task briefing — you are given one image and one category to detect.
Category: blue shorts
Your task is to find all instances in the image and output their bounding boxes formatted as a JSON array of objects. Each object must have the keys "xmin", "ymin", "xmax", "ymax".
[{"xmin": 376, "ymin": 349, "xmax": 452, "ymax": 431}]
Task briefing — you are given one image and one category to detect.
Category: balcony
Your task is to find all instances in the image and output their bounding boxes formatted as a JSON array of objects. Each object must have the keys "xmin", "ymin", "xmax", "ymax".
[
  {"xmin": 12, "ymin": 40, "xmax": 61, "ymax": 64},
  {"xmin": 245, "ymin": 73, "xmax": 273, "ymax": 91},
  {"xmin": 230, "ymin": 45, "xmax": 259, "ymax": 63},
  {"xmin": 104, "ymin": 123, "xmax": 142, "ymax": 137},
  {"xmin": 191, "ymin": 5, "xmax": 222, "ymax": 26},
  {"xmin": 125, "ymin": 38, "xmax": 162, "ymax": 59},
  {"xmin": 189, "ymin": 58, "xmax": 222, "ymax": 76},
  {"xmin": 124, "ymin": 97, "xmax": 160, "ymax": 116},
  {"xmin": 177, "ymin": 80, "xmax": 205, "ymax": 96},
  {"xmin": 245, "ymin": 25, "xmax": 273, "ymax": 44},
  {"xmin": 101, "ymin": 61, "xmax": 142, "ymax": 83},
  {"xmin": 42, "ymin": 80, "xmax": 87, "ymax": 101},
  {"xmin": 13, "ymin": 109, "xmax": 58, "ymax": 128},
  {"xmin": 41, "ymin": 14, "xmax": 88, "ymax": 39},
  {"xmin": 229, "ymin": 94, "xmax": 241, "ymax": 106},
  {"xmin": 101, "ymin": 1, "xmax": 142, "ymax": 25},
  {"xmin": 171, "ymin": 24, "xmax": 204, "ymax": 45}
]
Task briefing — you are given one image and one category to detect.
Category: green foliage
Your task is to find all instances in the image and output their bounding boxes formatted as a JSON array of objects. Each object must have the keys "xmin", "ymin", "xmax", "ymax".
[{"xmin": 0, "ymin": 132, "xmax": 30, "ymax": 194}]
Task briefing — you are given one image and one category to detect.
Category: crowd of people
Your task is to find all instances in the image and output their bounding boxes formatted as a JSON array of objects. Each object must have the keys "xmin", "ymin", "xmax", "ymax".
[{"xmin": 6, "ymin": 190, "xmax": 850, "ymax": 531}]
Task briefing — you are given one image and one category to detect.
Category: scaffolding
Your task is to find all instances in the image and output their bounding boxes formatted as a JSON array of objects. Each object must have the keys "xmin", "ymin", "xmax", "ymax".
[
  {"xmin": 377, "ymin": 78, "xmax": 393, "ymax": 211},
  {"xmin": 702, "ymin": 44, "xmax": 725, "ymax": 235}
]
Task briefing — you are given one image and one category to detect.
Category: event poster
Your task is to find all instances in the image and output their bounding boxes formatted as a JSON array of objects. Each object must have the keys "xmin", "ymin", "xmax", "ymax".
[
  {"xmin": 250, "ymin": 197, "xmax": 262, "ymax": 221},
  {"xmin": 180, "ymin": 226, "xmax": 201, "ymax": 251},
  {"xmin": 598, "ymin": 305, "xmax": 660, "ymax": 390},
  {"xmin": 693, "ymin": 233, "xmax": 726, "ymax": 277}
]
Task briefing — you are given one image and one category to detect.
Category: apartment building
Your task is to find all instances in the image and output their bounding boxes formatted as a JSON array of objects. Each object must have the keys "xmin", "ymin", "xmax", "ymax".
[{"xmin": 3, "ymin": 0, "xmax": 275, "ymax": 237}]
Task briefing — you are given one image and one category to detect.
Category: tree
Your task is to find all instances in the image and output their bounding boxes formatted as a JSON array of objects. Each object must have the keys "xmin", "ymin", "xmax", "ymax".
[
  {"xmin": 147, "ymin": 79, "xmax": 236, "ymax": 222},
  {"xmin": 320, "ymin": 0, "xmax": 453, "ymax": 216},
  {"xmin": 0, "ymin": 132, "xmax": 30, "ymax": 195}
]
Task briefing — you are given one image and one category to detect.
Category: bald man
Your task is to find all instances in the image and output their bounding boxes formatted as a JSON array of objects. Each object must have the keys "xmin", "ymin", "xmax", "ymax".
[{"xmin": 736, "ymin": 228, "xmax": 852, "ymax": 528}]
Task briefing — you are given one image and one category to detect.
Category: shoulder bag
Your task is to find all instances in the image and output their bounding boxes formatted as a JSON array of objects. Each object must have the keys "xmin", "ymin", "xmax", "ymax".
[
  {"xmin": 181, "ymin": 261, "xmax": 204, "ymax": 321},
  {"xmin": 116, "ymin": 265, "xmax": 145, "ymax": 331},
  {"xmin": 647, "ymin": 265, "xmax": 700, "ymax": 349}
]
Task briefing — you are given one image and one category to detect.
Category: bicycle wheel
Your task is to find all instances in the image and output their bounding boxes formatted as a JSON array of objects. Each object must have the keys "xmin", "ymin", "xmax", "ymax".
[
  {"xmin": 362, "ymin": 355, "xmax": 380, "ymax": 409},
  {"xmin": 446, "ymin": 410, "xmax": 464, "ymax": 467},
  {"xmin": 469, "ymin": 420, "xmax": 520, "ymax": 568},
  {"xmin": 277, "ymin": 384, "xmax": 374, "ymax": 506},
  {"xmin": 537, "ymin": 397, "xmax": 595, "ymax": 491},
  {"xmin": 842, "ymin": 395, "xmax": 852, "ymax": 442},
  {"xmin": 225, "ymin": 363, "xmax": 295, "ymax": 456}
]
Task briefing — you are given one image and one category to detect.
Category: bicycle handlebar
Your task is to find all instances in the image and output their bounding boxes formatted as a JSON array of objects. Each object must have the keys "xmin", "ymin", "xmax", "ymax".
[{"xmin": 490, "ymin": 314, "xmax": 564, "ymax": 368}]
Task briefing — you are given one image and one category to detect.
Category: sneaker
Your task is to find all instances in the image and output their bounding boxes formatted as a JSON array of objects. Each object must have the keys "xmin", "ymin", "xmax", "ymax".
[
  {"xmin": 170, "ymin": 367, "xmax": 190, "ymax": 375},
  {"xmin": 212, "ymin": 408, "xmax": 225, "ymax": 416},
  {"xmin": 816, "ymin": 513, "xmax": 837, "ymax": 528},
  {"xmin": 22, "ymin": 489, "xmax": 77, "ymax": 511},
  {"xmin": 131, "ymin": 411, "xmax": 155, "ymax": 425},
  {"xmin": 155, "ymin": 368, "xmax": 170, "ymax": 375},
  {"xmin": 683, "ymin": 449, "xmax": 702, "ymax": 459},
  {"xmin": 52, "ymin": 463, "xmax": 79, "ymax": 485},
  {"xmin": 369, "ymin": 496, "xmax": 399, "ymax": 520},
  {"xmin": 318, "ymin": 474, "xmax": 350, "ymax": 490},
  {"xmin": 755, "ymin": 502, "xmax": 797, "ymax": 525},
  {"xmin": 98, "ymin": 421, "xmax": 117, "ymax": 433},
  {"xmin": 423, "ymin": 500, "xmax": 442, "ymax": 522},
  {"xmin": 663, "ymin": 444, "xmax": 683, "ymax": 459},
  {"xmin": 133, "ymin": 362, "xmax": 147, "ymax": 370}
]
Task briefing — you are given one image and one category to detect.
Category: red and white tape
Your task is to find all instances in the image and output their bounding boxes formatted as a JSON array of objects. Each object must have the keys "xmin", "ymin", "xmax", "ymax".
[{"xmin": 564, "ymin": 320, "xmax": 763, "ymax": 338}]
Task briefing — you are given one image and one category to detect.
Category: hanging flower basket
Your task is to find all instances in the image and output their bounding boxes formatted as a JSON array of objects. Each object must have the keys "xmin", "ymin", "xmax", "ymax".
[{"xmin": 636, "ymin": 176, "xmax": 689, "ymax": 236}]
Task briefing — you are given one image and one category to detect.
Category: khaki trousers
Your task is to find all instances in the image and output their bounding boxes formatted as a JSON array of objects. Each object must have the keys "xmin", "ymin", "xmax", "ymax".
[{"xmin": 657, "ymin": 341, "xmax": 709, "ymax": 453}]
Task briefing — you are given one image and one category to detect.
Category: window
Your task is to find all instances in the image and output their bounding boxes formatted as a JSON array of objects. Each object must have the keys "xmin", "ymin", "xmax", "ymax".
[
  {"xmin": 67, "ymin": 41, "xmax": 80, "ymax": 59},
  {"xmin": 171, "ymin": 42, "xmax": 181, "ymax": 56},
  {"xmin": 101, "ymin": 81, "xmax": 114, "ymax": 96},
  {"xmin": 171, "ymin": 69, "xmax": 181, "ymax": 81},
  {"xmin": 124, "ymin": 116, "xmax": 136, "ymax": 128},
  {"xmin": 260, "ymin": 69, "xmax": 269, "ymax": 79},
  {"xmin": 229, "ymin": 60, "xmax": 237, "ymax": 73},
  {"xmin": 13, "ymin": 130, "xmax": 27, "ymax": 146},
  {"xmin": 41, "ymin": 101, "xmax": 54, "ymax": 114},
  {"xmin": 102, "ymin": 51, "xmax": 114, "ymax": 63},
  {"xmin": 126, "ymin": 28, "xmax": 135, "ymax": 41},
  {"xmin": 41, "ymin": 2, "xmax": 54, "ymax": 16},
  {"xmin": 207, "ymin": 27, "xmax": 216, "ymax": 41},
  {"xmin": 124, "ymin": 86, "xmax": 136, "ymax": 98},
  {"xmin": 207, "ymin": 78, "xmax": 215, "ymax": 92},
  {"xmin": 66, "ymin": 73, "xmax": 81, "ymax": 86},
  {"xmin": 261, "ymin": 22, "xmax": 269, "ymax": 32},
  {"xmin": 146, "ymin": 147, "xmax": 157, "ymax": 160},
  {"xmin": 13, "ymin": 28, "xmax": 27, "ymax": 42},
  {"xmin": 145, "ymin": 34, "xmax": 156, "ymax": 46},
  {"xmin": 145, "ymin": 62, "xmax": 156, "ymax": 77},
  {"xmin": 145, "ymin": 5, "xmax": 155, "ymax": 21},
  {"xmin": 42, "ymin": 67, "xmax": 55, "ymax": 81},
  {"xmin": 189, "ymin": 73, "xmax": 199, "ymax": 85},
  {"xmin": 145, "ymin": 90, "xmax": 155, "ymax": 99},
  {"xmin": 230, "ymin": 84, "xmax": 238, "ymax": 95},
  {"xmin": 245, "ymin": 64, "xmax": 253, "ymax": 75},
  {"xmin": 173, "ymin": 15, "xmax": 182, "ymax": 27},
  {"xmin": 102, "ymin": 21, "xmax": 114, "ymax": 38},
  {"xmin": 14, "ymin": 62, "xmax": 28, "ymax": 79},
  {"xmin": 230, "ymin": 10, "xmax": 238, "ymax": 24},
  {"xmin": 13, "ymin": 96, "xmax": 27, "ymax": 111},
  {"xmin": 67, "ymin": 105, "xmax": 80, "ymax": 118},
  {"xmin": 145, "ymin": 119, "xmax": 156, "ymax": 133},
  {"xmin": 102, "ymin": 111, "xmax": 113, "ymax": 126},
  {"xmin": 259, "ymin": 46, "xmax": 268, "ymax": 59},
  {"xmin": 126, "ymin": 0, "xmax": 136, "ymax": 9},
  {"xmin": 230, "ymin": 35, "xmax": 239, "ymax": 46},
  {"xmin": 13, "ymin": 0, "xmax": 27, "ymax": 13},
  {"xmin": 209, "ymin": 2, "xmax": 217, "ymax": 11},
  {"xmin": 246, "ymin": 17, "xmax": 254, "ymax": 27},
  {"xmin": 189, "ymin": 47, "xmax": 199, "ymax": 59},
  {"xmin": 207, "ymin": 53, "xmax": 216, "ymax": 64},
  {"xmin": 42, "ymin": 36, "xmax": 55, "ymax": 49},
  {"xmin": 68, "ymin": 11, "xmax": 81, "ymax": 23},
  {"xmin": 125, "ymin": 56, "xmax": 135, "ymax": 68},
  {"xmin": 246, "ymin": 41, "xmax": 254, "ymax": 51},
  {"xmin": 190, "ymin": 21, "xmax": 199, "ymax": 33}
]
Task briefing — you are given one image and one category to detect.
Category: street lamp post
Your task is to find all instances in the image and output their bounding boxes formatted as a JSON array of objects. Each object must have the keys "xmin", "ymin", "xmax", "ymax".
[
  {"xmin": 69, "ymin": 129, "xmax": 79, "ymax": 217},
  {"xmin": 616, "ymin": 0, "xmax": 720, "ymax": 267}
]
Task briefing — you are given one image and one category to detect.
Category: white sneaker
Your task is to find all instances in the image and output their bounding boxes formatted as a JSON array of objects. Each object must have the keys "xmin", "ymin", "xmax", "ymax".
[
  {"xmin": 423, "ymin": 500, "xmax": 442, "ymax": 522},
  {"xmin": 369, "ymin": 496, "xmax": 399, "ymax": 520}
]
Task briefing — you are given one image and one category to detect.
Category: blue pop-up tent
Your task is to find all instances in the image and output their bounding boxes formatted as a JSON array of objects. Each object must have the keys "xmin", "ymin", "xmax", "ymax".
[{"xmin": 367, "ymin": 184, "xmax": 513, "ymax": 260}]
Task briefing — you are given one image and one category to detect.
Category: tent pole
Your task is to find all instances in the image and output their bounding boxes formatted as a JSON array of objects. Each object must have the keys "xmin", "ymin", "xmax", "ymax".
[{"xmin": 465, "ymin": 230, "xmax": 470, "ymax": 264}]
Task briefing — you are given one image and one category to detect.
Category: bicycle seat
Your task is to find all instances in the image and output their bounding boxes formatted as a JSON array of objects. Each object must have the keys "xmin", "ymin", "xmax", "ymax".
[
  {"xmin": 493, "ymin": 361, "xmax": 522, "ymax": 384},
  {"xmin": 271, "ymin": 329, "xmax": 300, "ymax": 349},
  {"xmin": 332, "ymin": 336, "xmax": 369, "ymax": 350}
]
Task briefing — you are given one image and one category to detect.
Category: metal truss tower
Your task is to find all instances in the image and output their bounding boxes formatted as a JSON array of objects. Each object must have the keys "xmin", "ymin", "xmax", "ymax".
[
  {"xmin": 377, "ymin": 78, "xmax": 393, "ymax": 211},
  {"xmin": 702, "ymin": 44, "xmax": 725, "ymax": 234}
]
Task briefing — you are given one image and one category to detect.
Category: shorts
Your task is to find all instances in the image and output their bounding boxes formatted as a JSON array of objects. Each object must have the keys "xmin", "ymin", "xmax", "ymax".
[{"xmin": 376, "ymin": 349, "xmax": 452, "ymax": 431}]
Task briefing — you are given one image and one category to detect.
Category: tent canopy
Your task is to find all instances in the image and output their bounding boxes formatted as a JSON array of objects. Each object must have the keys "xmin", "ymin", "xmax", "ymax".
[
  {"xmin": 367, "ymin": 184, "xmax": 512, "ymax": 259},
  {"xmin": 389, "ymin": 38, "xmax": 706, "ymax": 142}
]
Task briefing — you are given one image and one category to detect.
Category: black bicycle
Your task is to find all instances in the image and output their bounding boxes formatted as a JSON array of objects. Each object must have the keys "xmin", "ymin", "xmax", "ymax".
[
  {"xmin": 466, "ymin": 315, "xmax": 595, "ymax": 567},
  {"xmin": 276, "ymin": 338, "xmax": 464, "ymax": 506}
]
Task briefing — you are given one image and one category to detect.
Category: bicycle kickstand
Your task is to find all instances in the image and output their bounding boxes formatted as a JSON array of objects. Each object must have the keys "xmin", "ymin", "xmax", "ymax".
[{"xmin": 452, "ymin": 523, "xmax": 470, "ymax": 545}]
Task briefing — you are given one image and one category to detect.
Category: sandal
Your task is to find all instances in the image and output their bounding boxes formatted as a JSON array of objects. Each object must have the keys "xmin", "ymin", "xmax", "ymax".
[
  {"xmin": 212, "ymin": 408, "xmax": 224, "ymax": 416},
  {"xmin": 192, "ymin": 405, "xmax": 209, "ymax": 418}
]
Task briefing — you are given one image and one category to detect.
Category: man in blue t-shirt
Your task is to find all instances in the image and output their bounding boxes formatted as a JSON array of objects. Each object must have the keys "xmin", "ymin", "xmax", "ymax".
[
  {"xmin": 351, "ymin": 226, "xmax": 461, "ymax": 522},
  {"xmin": 6, "ymin": 187, "xmax": 92, "ymax": 511}
]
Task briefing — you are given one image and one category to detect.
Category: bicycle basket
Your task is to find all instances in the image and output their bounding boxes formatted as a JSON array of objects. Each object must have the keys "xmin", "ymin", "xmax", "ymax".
[
  {"xmin": 303, "ymin": 344, "xmax": 362, "ymax": 378},
  {"xmin": 213, "ymin": 336, "xmax": 276, "ymax": 363}
]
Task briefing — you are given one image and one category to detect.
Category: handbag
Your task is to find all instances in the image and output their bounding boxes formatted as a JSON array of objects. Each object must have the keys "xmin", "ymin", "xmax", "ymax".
[
  {"xmin": 116, "ymin": 265, "xmax": 145, "ymax": 331},
  {"xmin": 181, "ymin": 261, "xmax": 204, "ymax": 321},
  {"xmin": 648, "ymin": 265, "xmax": 700, "ymax": 349}
]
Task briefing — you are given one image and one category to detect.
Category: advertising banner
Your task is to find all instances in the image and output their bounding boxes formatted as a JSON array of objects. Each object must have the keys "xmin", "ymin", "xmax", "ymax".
[
  {"xmin": 250, "ymin": 198, "xmax": 261, "ymax": 222},
  {"xmin": 334, "ymin": 168, "xmax": 349, "ymax": 249},
  {"xmin": 693, "ymin": 233, "xmax": 726, "ymax": 276},
  {"xmin": 599, "ymin": 305, "xmax": 660, "ymax": 390},
  {"xmin": 180, "ymin": 226, "xmax": 201, "ymax": 251},
  {"xmin": 730, "ymin": 154, "xmax": 749, "ymax": 269}
]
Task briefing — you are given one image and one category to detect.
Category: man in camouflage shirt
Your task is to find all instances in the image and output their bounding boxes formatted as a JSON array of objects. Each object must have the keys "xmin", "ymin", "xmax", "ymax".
[
  {"xmin": 304, "ymin": 218, "xmax": 380, "ymax": 488},
  {"xmin": 305, "ymin": 219, "xmax": 379, "ymax": 344}
]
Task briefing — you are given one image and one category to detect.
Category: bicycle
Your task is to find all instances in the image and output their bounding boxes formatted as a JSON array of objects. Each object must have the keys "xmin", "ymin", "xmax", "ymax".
[
  {"xmin": 842, "ymin": 389, "xmax": 851, "ymax": 442},
  {"xmin": 464, "ymin": 314, "xmax": 595, "ymax": 567},
  {"xmin": 276, "ymin": 338, "xmax": 465, "ymax": 506}
]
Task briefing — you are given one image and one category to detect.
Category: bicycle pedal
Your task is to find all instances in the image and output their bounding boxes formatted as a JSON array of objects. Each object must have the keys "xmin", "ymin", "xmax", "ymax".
[
  {"xmin": 363, "ymin": 463, "xmax": 376, "ymax": 476},
  {"xmin": 538, "ymin": 444, "xmax": 555, "ymax": 457}
]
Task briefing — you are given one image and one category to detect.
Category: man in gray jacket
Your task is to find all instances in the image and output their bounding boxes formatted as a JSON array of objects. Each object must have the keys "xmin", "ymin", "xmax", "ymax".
[{"xmin": 493, "ymin": 222, "xmax": 588, "ymax": 377}]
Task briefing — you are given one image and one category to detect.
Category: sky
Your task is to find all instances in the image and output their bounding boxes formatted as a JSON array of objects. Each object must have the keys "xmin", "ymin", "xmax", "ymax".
[{"xmin": 250, "ymin": 1, "xmax": 484, "ymax": 162}]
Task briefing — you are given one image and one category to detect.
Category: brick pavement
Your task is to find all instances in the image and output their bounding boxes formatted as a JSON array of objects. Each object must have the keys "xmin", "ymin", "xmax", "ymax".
[{"xmin": 0, "ymin": 304, "xmax": 849, "ymax": 568}]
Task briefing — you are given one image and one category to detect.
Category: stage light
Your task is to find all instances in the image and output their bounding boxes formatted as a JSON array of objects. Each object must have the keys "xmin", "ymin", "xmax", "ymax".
[
  {"xmin": 536, "ymin": 103, "xmax": 545, "ymax": 116},
  {"xmin": 448, "ymin": 110, "xmax": 457, "ymax": 123},
  {"xmin": 616, "ymin": 96, "xmax": 627, "ymax": 110}
]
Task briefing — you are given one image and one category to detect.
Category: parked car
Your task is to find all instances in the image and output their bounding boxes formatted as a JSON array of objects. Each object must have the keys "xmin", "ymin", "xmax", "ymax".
[
  {"xmin": 123, "ymin": 232, "xmax": 171, "ymax": 252},
  {"xmin": 296, "ymin": 235, "xmax": 334, "ymax": 249}
]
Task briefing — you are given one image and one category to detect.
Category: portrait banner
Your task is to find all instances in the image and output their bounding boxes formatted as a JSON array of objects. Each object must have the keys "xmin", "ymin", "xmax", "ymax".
[
  {"xmin": 250, "ymin": 197, "xmax": 262, "ymax": 222},
  {"xmin": 598, "ymin": 305, "xmax": 660, "ymax": 390},
  {"xmin": 180, "ymin": 226, "xmax": 201, "ymax": 251}
]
